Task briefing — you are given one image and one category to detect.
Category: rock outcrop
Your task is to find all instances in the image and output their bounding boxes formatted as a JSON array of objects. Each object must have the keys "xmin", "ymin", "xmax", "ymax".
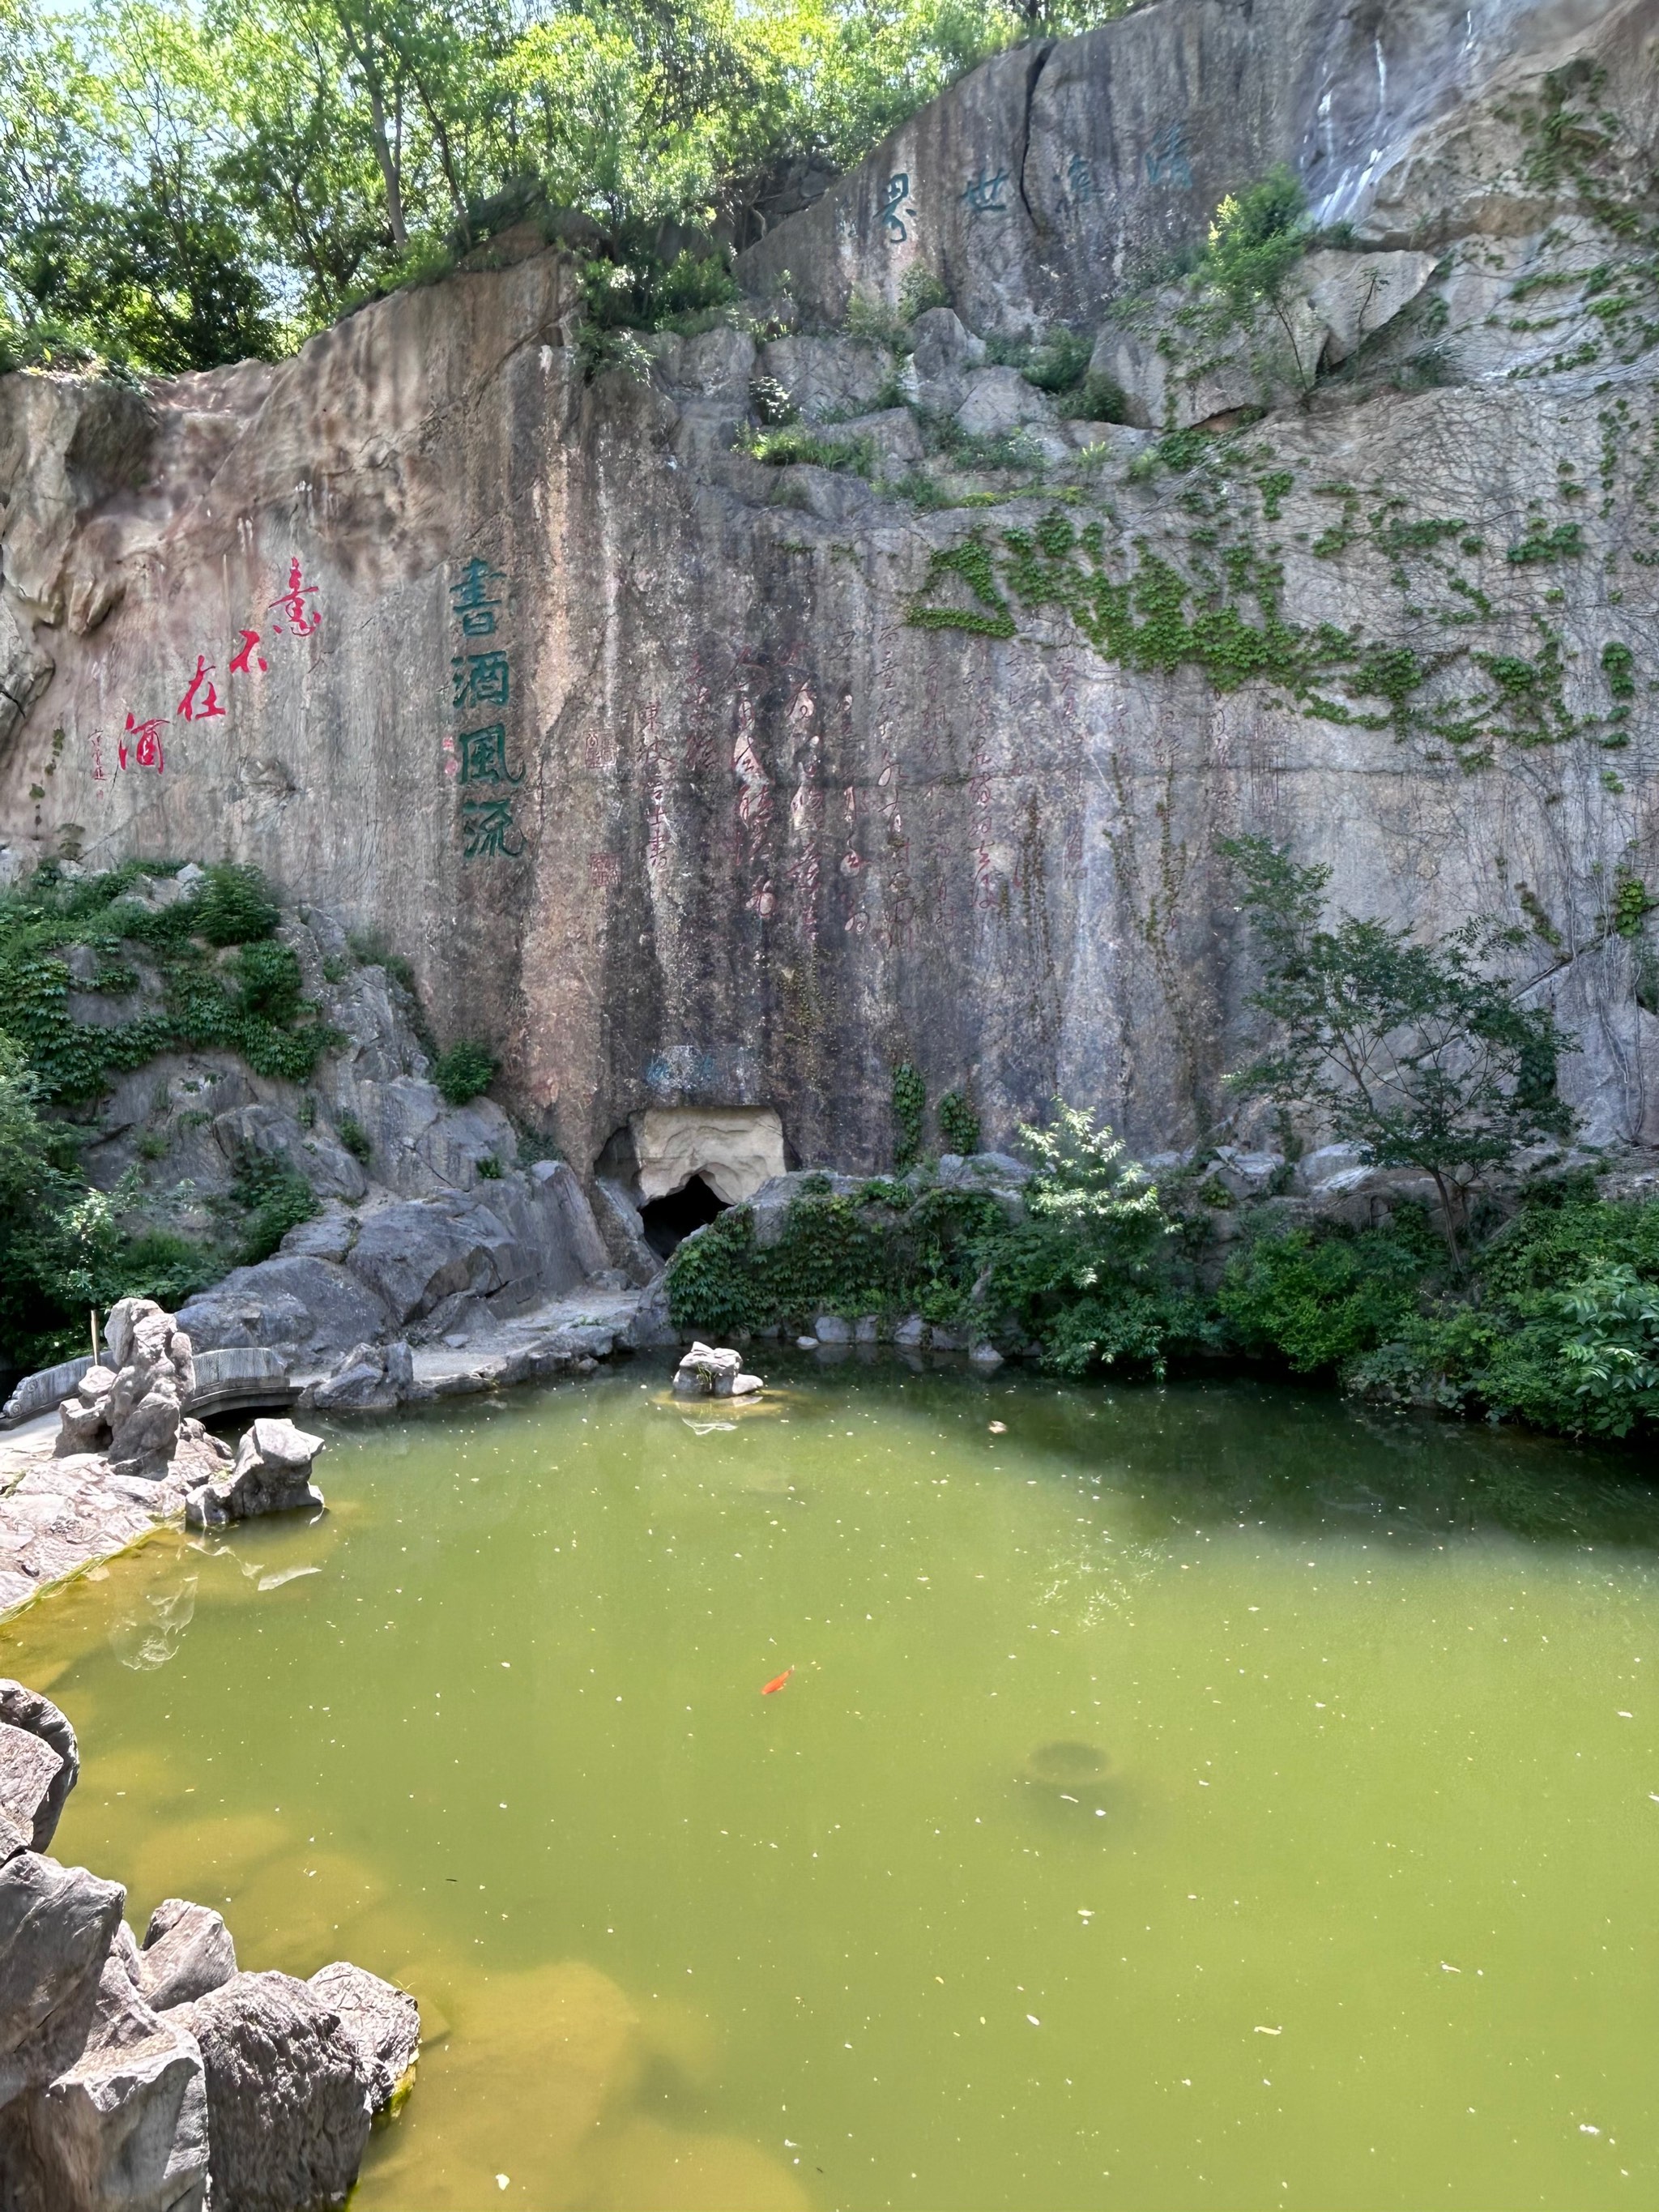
[
  {"xmin": 672, "ymin": 1343, "xmax": 763, "ymax": 1399},
  {"xmin": 3, "ymin": 0, "xmax": 1658, "ymax": 1179},
  {"xmin": 0, "ymin": 1682, "xmax": 415, "ymax": 2210},
  {"xmin": 55, "ymin": 1300, "xmax": 195, "ymax": 1471},
  {"xmin": 185, "ymin": 1417, "xmax": 326, "ymax": 1530}
]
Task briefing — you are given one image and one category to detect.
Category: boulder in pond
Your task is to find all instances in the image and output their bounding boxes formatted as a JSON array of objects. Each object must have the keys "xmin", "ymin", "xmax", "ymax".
[
  {"xmin": 307, "ymin": 1962, "xmax": 419, "ymax": 2113},
  {"xmin": 185, "ymin": 1418, "xmax": 325, "ymax": 1530},
  {"xmin": 0, "ymin": 1730, "xmax": 64, "ymax": 1860},
  {"xmin": 310, "ymin": 1339, "xmax": 412, "ymax": 1413},
  {"xmin": 171, "ymin": 1971, "xmax": 372, "ymax": 2212},
  {"xmin": 673, "ymin": 1343, "xmax": 739, "ymax": 1396},
  {"xmin": 137, "ymin": 1901, "xmax": 237, "ymax": 2013},
  {"xmin": 1019, "ymin": 1740, "xmax": 1110, "ymax": 1791}
]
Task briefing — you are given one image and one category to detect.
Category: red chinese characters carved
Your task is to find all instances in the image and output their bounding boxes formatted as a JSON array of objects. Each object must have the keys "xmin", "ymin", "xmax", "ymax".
[
  {"xmin": 267, "ymin": 557, "xmax": 321, "ymax": 637},
  {"xmin": 229, "ymin": 630, "xmax": 267, "ymax": 676},
  {"xmin": 120, "ymin": 712, "xmax": 165, "ymax": 775},
  {"xmin": 177, "ymin": 655, "xmax": 224, "ymax": 721}
]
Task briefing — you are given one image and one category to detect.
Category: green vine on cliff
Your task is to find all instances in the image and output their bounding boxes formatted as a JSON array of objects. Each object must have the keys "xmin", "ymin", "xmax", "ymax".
[
  {"xmin": 0, "ymin": 860, "xmax": 336, "ymax": 1103},
  {"xmin": 906, "ymin": 502, "xmax": 1637, "ymax": 768}
]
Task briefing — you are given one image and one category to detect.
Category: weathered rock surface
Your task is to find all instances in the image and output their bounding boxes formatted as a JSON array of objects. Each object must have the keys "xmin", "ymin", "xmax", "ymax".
[
  {"xmin": 57, "ymin": 1300, "xmax": 196, "ymax": 1472},
  {"xmin": 177, "ymin": 1256, "xmax": 391, "ymax": 1363},
  {"xmin": 1092, "ymin": 246, "xmax": 1439, "ymax": 431},
  {"xmin": 172, "ymin": 1972, "xmax": 373, "ymax": 2212},
  {"xmin": 3, "ymin": 0, "xmax": 1658, "ymax": 1180},
  {"xmin": 309, "ymin": 1339, "xmax": 410, "ymax": 1412},
  {"xmin": 0, "ymin": 1676, "xmax": 412, "ymax": 2209},
  {"xmin": 186, "ymin": 1419, "xmax": 324, "ymax": 1530},
  {"xmin": 672, "ymin": 1342, "xmax": 761, "ymax": 1398},
  {"xmin": 0, "ymin": 1851, "xmax": 125, "ymax": 2109},
  {"xmin": 0, "ymin": 1932, "xmax": 212, "ymax": 2212},
  {"xmin": 174, "ymin": 1162, "xmax": 612, "ymax": 1365},
  {"xmin": 0, "ymin": 1682, "xmax": 78, "ymax": 1851},
  {"xmin": 138, "ymin": 1902, "xmax": 237, "ymax": 2014},
  {"xmin": 306, "ymin": 1962, "xmax": 419, "ymax": 2114}
]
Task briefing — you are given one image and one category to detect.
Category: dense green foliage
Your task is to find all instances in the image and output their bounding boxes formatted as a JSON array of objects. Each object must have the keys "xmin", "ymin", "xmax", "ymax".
[
  {"xmin": 1, "ymin": 0, "xmax": 1137, "ymax": 375},
  {"xmin": 0, "ymin": 860, "xmax": 332, "ymax": 1103},
  {"xmin": 434, "ymin": 1039, "xmax": 497, "ymax": 1105},
  {"xmin": 1198, "ymin": 164, "xmax": 1309, "ymax": 316},
  {"xmin": 0, "ymin": 857, "xmax": 334, "ymax": 1368},
  {"xmin": 667, "ymin": 1100, "xmax": 1659, "ymax": 1445},
  {"xmin": 228, "ymin": 1147, "xmax": 320, "ymax": 1263}
]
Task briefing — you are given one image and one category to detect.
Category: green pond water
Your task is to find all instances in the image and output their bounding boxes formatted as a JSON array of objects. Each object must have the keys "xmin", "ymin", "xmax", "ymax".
[{"xmin": 6, "ymin": 1359, "xmax": 1659, "ymax": 2210}]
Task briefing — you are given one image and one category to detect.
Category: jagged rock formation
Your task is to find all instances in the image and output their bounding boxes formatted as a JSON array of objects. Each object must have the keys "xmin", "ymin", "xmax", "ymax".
[
  {"xmin": 3, "ymin": 0, "xmax": 1659, "ymax": 1172},
  {"xmin": 0, "ymin": 1681, "xmax": 417, "ymax": 2210},
  {"xmin": 185, "ymin": 1416, "xmax": 326, "ymax": 1528}
]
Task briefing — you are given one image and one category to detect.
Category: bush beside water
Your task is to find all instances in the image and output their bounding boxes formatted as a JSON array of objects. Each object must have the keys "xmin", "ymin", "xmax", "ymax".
[{"xmin": 667, "ymin": 1144, "xmax": 1659, "ymax": 1445}]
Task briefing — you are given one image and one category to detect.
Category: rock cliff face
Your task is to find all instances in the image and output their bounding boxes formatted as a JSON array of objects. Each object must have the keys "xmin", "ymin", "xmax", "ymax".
[{"xmin": 3, "ymin": 0, "xmax": 1659, "ymax": 1170}]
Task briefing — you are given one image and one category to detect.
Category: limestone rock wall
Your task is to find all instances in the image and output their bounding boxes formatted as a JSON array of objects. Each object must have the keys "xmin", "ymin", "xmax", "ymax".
[{"xmin": 3, "ymin": 0, "xmax": 1659, "ymax": 1172}]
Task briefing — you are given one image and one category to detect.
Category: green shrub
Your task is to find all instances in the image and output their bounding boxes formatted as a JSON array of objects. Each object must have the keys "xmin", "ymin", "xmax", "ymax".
[
  {"xmin": 189, "ymin": 863, "xmax": 280, "ymax": 946},
  {"xmin": 116, "ymin": 1228, "xmax": 219, "ymax": 1310},
  {"xmin": 742, "ymin": 423, "xmax": 873, "ymax": 474},
  {"xmin": 476, "ymin": 1154, "xmax": 503, "ymax": 1179},
  {"xmin": 336, "ymin": 1113, "xmax": 373, "ymax": 1163},
  {"xmin": 434, "ymin": 1041, "xmax": 497, "ymax": 1106},
  {"xmin": 899, "ymin": 269, "xmax": 951, "ymax": 322},
  {"xmin": 232, "ymin": 939, "xmax": 303, "ymax": 1023},
  {"xmin": 229, "ymin": 1149, "xmax": 318, "ymax": 1263},
  {"xmin": 1057, "ymin": 372, "xmax": 1128, "ymax": 423},
  {"xmin": 1200, "ymin": 164, "xmax": 1310, "ymax": 314},
  {"xmin": 1218, "ymin": 1214, "xmax": 1440, "ymax": 1374},
  {"xmin": 1024, "ymin": 329, "xmax": 1092, "ymax": 394}
]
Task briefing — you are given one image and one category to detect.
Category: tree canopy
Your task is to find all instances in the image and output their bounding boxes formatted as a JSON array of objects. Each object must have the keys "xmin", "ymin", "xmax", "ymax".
[{"xmin": 1, "ymin": 0, "xmax": 1135, "ymax": 376}]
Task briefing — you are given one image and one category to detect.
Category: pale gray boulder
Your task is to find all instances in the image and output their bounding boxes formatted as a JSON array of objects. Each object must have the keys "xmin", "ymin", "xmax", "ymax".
[
  {"xmin": 138, "ymin": 1902, "xmax": 237, "ymax": 2013},
  {"xmin": 953, "ymin": 365, "xmax": 1056, "ymax": 439},
  {"xmin": 177, "ymin": 1257, "xmax": 390, "ymax": 1361},
  {"xmin": 307, "ymin": 1962, "xmax": 419, "ymax": 2115},
  {"xmin": 344, "ymin": 1198, "xmax": 517, "ymax": 1323},
  {"xmin": 55, "ymin": 1300, "xmax": 197, "ymax": 1471},
  {"xmin": 902, "ymin": 307, "xmax": 987, "ymax": 413},
  {"xmin": 0, "ymin": 1852, "xmax": 125, "ymax": 2109},
  {"xmin": 310, "ymin": 1343, "xmax": 398, "ymax": 1413},
  {"xmin": 172, "ymin": 1971, "xmax": 372, "ymax": 2212},
  {"xmin": 0, "ymin": 1680, "xmax": 79, "ymax": 1850},
  {"xmin": 753, "ymin": 334, "xmax": 890, "ymax": 421},
  {"xmin": 185, "ymin": 1419, "xmax": 325, "ymax": 1530},
  {"xmin": 672, "ymin": 1343, "xmax": 743, "ymax": 1397},
  {"xmin": 0, "ymin": 1727, "xmax": 63, "ymax": 1857},
  {"xmin": 0, "ymin": 1936, "xmax": 210, "ymax": 2212}
]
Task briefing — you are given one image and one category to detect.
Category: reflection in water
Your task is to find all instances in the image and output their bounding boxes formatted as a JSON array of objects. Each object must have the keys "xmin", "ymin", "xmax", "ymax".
[
  {"xmin": 5, "ymin": 1364, "xmax": 1659, "ymax": 2210},
  {"xmin": 108, "ymin": 1573, "xmax": 197, "ymax": 1669}
]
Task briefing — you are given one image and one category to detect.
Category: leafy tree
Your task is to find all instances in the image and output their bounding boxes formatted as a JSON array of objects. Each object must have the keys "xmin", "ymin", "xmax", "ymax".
[
  {"xmin": 1200, "ymin": 164, "xmax": 1308, "ymax": 314},
  {"xmin": 1222, "ymin": 836, "xmax": 1576, "ymax": 1266}
]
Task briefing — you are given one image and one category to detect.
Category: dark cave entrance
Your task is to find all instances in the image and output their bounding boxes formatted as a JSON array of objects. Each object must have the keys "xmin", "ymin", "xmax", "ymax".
[{"xmin": 638, "ymin": 1173, "xmax": 727, "ymax": 1259}]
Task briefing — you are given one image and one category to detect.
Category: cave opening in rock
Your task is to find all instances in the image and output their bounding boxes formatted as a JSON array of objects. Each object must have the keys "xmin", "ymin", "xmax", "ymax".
[{"xmin": 637, "ymin": 1173, "xmax": 727, "ymax": 1258}]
